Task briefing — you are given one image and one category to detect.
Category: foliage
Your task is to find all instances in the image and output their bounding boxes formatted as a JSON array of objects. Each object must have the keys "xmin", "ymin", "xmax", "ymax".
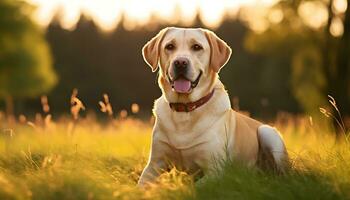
[
  {"xmin": 0, "ymin": 0, "xmax": 56, "ymax": 99},
  {"xmin": 245, "ymin": 0, "xmax": 329, "ymax": 115}
]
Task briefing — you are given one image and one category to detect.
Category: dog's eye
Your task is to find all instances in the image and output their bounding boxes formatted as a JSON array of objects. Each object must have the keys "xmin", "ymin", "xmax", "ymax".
[
  {"xmin": 165, "ymin": 44, "xmax": 175, "ymax": 51},
  {"xmin": 192, "ymin": 44, "xmax": 203, "ymax": 51}
]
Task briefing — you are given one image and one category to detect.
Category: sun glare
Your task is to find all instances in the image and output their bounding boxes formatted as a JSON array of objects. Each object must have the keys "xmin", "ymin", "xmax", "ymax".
[
  {"xmin": 298, "ymin": 1, "xmax": 329, "ymax": 29},
  {"xmin": 26, "ymin": 0, "xmax": 349, "ymax": 34},
  {"xmin": 330, "ymin": 17, "xmax": 344, "ymax": 37},
  {"xmin": 199, "ymin": 0, "xmax": 226, "ymax": 28},
  {"xmin": 27, "ymin": 0, "xmax": 280, "ymax": 31},
  {"xmin": 82, "ymin": 0, "xmax": 122, "ymax": 31}
]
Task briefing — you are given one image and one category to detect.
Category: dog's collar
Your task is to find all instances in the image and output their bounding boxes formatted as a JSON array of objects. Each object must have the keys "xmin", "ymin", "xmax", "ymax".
[{"xmin": 169, "ymin": 90, "xmax": 215, "ymax": 112}]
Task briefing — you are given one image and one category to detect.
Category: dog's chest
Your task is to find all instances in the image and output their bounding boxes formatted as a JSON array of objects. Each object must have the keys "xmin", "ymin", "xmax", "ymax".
[
  {"xmin": 153, "ymin": 93, "xmax": 234, "ymax": 173},
  {"xmin": 162, "ymin": 132, "xmax": 228, "ymax": 174},
  {"xmin": 158, "ymin": 113, "xmax": 230, "ymax": 172}
]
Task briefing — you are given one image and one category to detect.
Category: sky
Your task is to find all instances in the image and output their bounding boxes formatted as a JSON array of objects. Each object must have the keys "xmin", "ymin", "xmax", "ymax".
[
  {"xmin": 26, "ymin": 0, "xmax": 347, "ymax": 36},
  {"xmin": 26, "ymin": 0, "xmax": 279, "ymax": 31}
]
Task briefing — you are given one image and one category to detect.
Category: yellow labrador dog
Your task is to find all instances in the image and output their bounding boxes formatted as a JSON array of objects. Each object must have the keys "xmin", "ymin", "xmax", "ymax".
[{"xmin": 138, "ymin": 27, "xmax": 288, "ymax": 186}]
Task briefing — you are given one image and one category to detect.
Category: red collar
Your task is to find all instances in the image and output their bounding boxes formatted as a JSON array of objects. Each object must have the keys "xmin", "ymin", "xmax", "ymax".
[{"xmin": 169, "ymin": 90, "xmax": 215, "ymax": 112}]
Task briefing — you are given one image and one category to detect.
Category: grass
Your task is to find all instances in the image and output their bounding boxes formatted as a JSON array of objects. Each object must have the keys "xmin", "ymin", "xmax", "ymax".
[{"xmin": 0, "ymin": 114, "xmax": 349, "ymax": 200}]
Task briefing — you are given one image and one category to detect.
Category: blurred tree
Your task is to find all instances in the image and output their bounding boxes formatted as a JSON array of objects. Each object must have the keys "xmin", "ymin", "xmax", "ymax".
[
  {"xmin": 39, "ymin": 12, "xmax": 301, "ymax": 118},
  {"xmin": 0, "ymin": 0, "xmax": 57, "ymax": 117},
  {"xmin": 44, "ymin": 13, "xmax": 292, "ymax": 118},
  {"xmin": 245, "ymin": 0, "xmax": 326, "ymax": 116},
  {"xmin": 245, "ymin": 0, "xmax": 350, "ymax": 127},
  {"xmin": 45, "ymin": 14, "xmax": 162, "ymax": 115},
  {"xmin": 218, "ymin": 19, "xmax": 300, "ymax": 118}
]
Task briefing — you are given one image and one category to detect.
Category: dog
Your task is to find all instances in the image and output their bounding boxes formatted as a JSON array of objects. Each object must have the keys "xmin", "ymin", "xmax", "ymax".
[{"xmin": 138, "ymin": 27, "xmax": 288, "ymax": 186}]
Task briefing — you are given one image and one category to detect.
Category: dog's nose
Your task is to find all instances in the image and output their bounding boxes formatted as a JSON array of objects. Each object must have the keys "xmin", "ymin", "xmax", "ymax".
[{"xmin": 173, "ymin": 57, "xmax": 189, "ymax": 74}]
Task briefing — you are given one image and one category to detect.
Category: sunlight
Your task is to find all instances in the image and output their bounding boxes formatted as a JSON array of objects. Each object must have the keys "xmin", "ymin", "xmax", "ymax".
[
  {"xmin": 298, "ymin": 1, "xmax": 329, "ymax": 29},
  {"xmin": 27, "ymin": 0, "xmax": 280, "ymax": 31},
  {"xmin": 121, "ymin": 1, "xmax": 152, "ymax": 30},
  {"xmin": 29, "ymin": 0, "xmax": 58, "ymax": 27},
  {"xmin": 333, "ymin": 0, "xmax": 348, "ymax": 14},
  {"xmin": 177, "ymin": 0, "xmax": 198, "ymax": 26},
  {"xmin": 82, "ymin": 0, "xmax": 122, "ymax": 31},
  {"xmin": 199, "ymin": 0, "xmax": 226, "ymax": 28},
  {"xmin": 239, "ymin": 5, "xmax": 270, "ymax": 33},
  {"xmin": 268, "ymin": 9, "xmax": 284, "ymax": 24},
  {"xmin": 330, "ymin": 17, "xmax": 344, "ymax": 37},
  {"xmin": 59, "ymin": 0, "xmax": 81, "ymax": 30},
  {"xmin": 26, "ymin": 0, "xmax": 350, "ymax": 32}
]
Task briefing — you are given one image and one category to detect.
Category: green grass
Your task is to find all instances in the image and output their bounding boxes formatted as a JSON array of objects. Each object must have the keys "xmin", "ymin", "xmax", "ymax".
[{"xmin": 0, "ymin": 117, "xmax": 349, "ymax": 200}]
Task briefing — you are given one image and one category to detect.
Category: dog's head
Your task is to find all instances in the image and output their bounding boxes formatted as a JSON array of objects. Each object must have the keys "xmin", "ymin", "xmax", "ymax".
[{"xmin": 142, "ymin": 27, "xmax": 231, "ymax": 102}]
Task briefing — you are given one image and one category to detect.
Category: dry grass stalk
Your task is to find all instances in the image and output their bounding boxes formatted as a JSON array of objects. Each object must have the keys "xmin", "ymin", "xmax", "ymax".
[
  {"xmin": 99, "ymin": 93, "xmax": 113, "ymax": 117},
  {"xmin": 120, "ymin": 109, "xmax": 128, "ymax": 119},
  {"xmin": 70, "ymin": 89, "xmax": 85, "ymax": 121},
  {"xmin": 44, "ymin": 114, "xmax": 56, "ymax": 132},
  {"xmin": 68, "ymin": 89, "xmax": 86, "ymax": 136},
  {"xmin": 131, "ymin": 103, "xmax": 139, "ymax": 114},
  {"xmin": 2, "ymin": 129, "xmax": 14, "ymax": 153},
  {"xmin": 309, "ymin": 116, "xmax": 313, "ymax": 126},
  {"xmin": 35, "ymin": 113, "xmax": 43, "ymax": 127},
  {"xmin": 27, "ymin": 121, "xmax": 36, "ymax": 129},
  {"xmin": 2, "ymin": 129, "xmax": 14, "ymax": 138},
  {"xmin": 41, "ymin": 95, "xmax": 50, "ymax": 113},
  {"xmin": 18, "ymin": 114, "xmax": 27, "ymax": 124},
  {"xmin": 320, "ymin": 95, "xmax": 348, "ymax": 143},
  {"xmin": 328, "ymin": 95, "xmax": 347, "ymax": 133}
]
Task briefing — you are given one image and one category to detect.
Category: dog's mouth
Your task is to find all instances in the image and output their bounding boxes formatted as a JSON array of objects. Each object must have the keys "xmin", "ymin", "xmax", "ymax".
[{"xmin": 167, "ymin": 71, "xmax": 202, "ymax": 94}]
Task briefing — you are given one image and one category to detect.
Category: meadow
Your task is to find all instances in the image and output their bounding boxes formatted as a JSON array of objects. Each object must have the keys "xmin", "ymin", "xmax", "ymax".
[{"xmin": 0, "ymin": 100, "xmax": 349, "ymax": 200}]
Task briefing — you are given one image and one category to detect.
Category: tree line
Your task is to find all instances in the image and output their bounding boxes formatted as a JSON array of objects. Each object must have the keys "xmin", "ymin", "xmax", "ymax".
[{"xmin": 0, "ymin": 0, "xmax": 349, "ymax": 132}]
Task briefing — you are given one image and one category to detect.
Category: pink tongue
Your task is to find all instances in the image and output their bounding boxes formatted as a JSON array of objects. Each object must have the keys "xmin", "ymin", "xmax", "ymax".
[{"xmin": 173, "ymin": 78, "xmax": 191, "ymax": 93}]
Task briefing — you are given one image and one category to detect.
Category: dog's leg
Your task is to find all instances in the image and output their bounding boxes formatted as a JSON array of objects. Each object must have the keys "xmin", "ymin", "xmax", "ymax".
[
  {"xmin": 138, "ymin": 139, "xmax": 170, "ymax": 186},
  {"xmin": 138, "ymin": 159, "xmax": 166, "ymax": 186},
  {"xmin": 257, "ymin": 125, "xmax": 289, "ymax": 173}
]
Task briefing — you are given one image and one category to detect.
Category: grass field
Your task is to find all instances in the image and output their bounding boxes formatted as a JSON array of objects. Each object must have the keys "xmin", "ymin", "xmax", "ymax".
[{"xmin": 0, "ymin": 113, "xmax": 349, "ymax": 200}]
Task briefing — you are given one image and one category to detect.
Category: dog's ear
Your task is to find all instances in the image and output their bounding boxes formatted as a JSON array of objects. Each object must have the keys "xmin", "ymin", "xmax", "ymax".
[
  {"xmin": 142, "ymin": 28, "xmax": 169, "ymax": 72},
  {"xmin": 204, "ymin": 30, "xmax": 232, "ymax": 73}
]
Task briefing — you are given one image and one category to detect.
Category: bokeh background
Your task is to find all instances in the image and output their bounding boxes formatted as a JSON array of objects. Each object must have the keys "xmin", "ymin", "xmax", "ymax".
[{"xmin": 0, "ymin": 0, "xmax": 349, "ymax": 121}]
